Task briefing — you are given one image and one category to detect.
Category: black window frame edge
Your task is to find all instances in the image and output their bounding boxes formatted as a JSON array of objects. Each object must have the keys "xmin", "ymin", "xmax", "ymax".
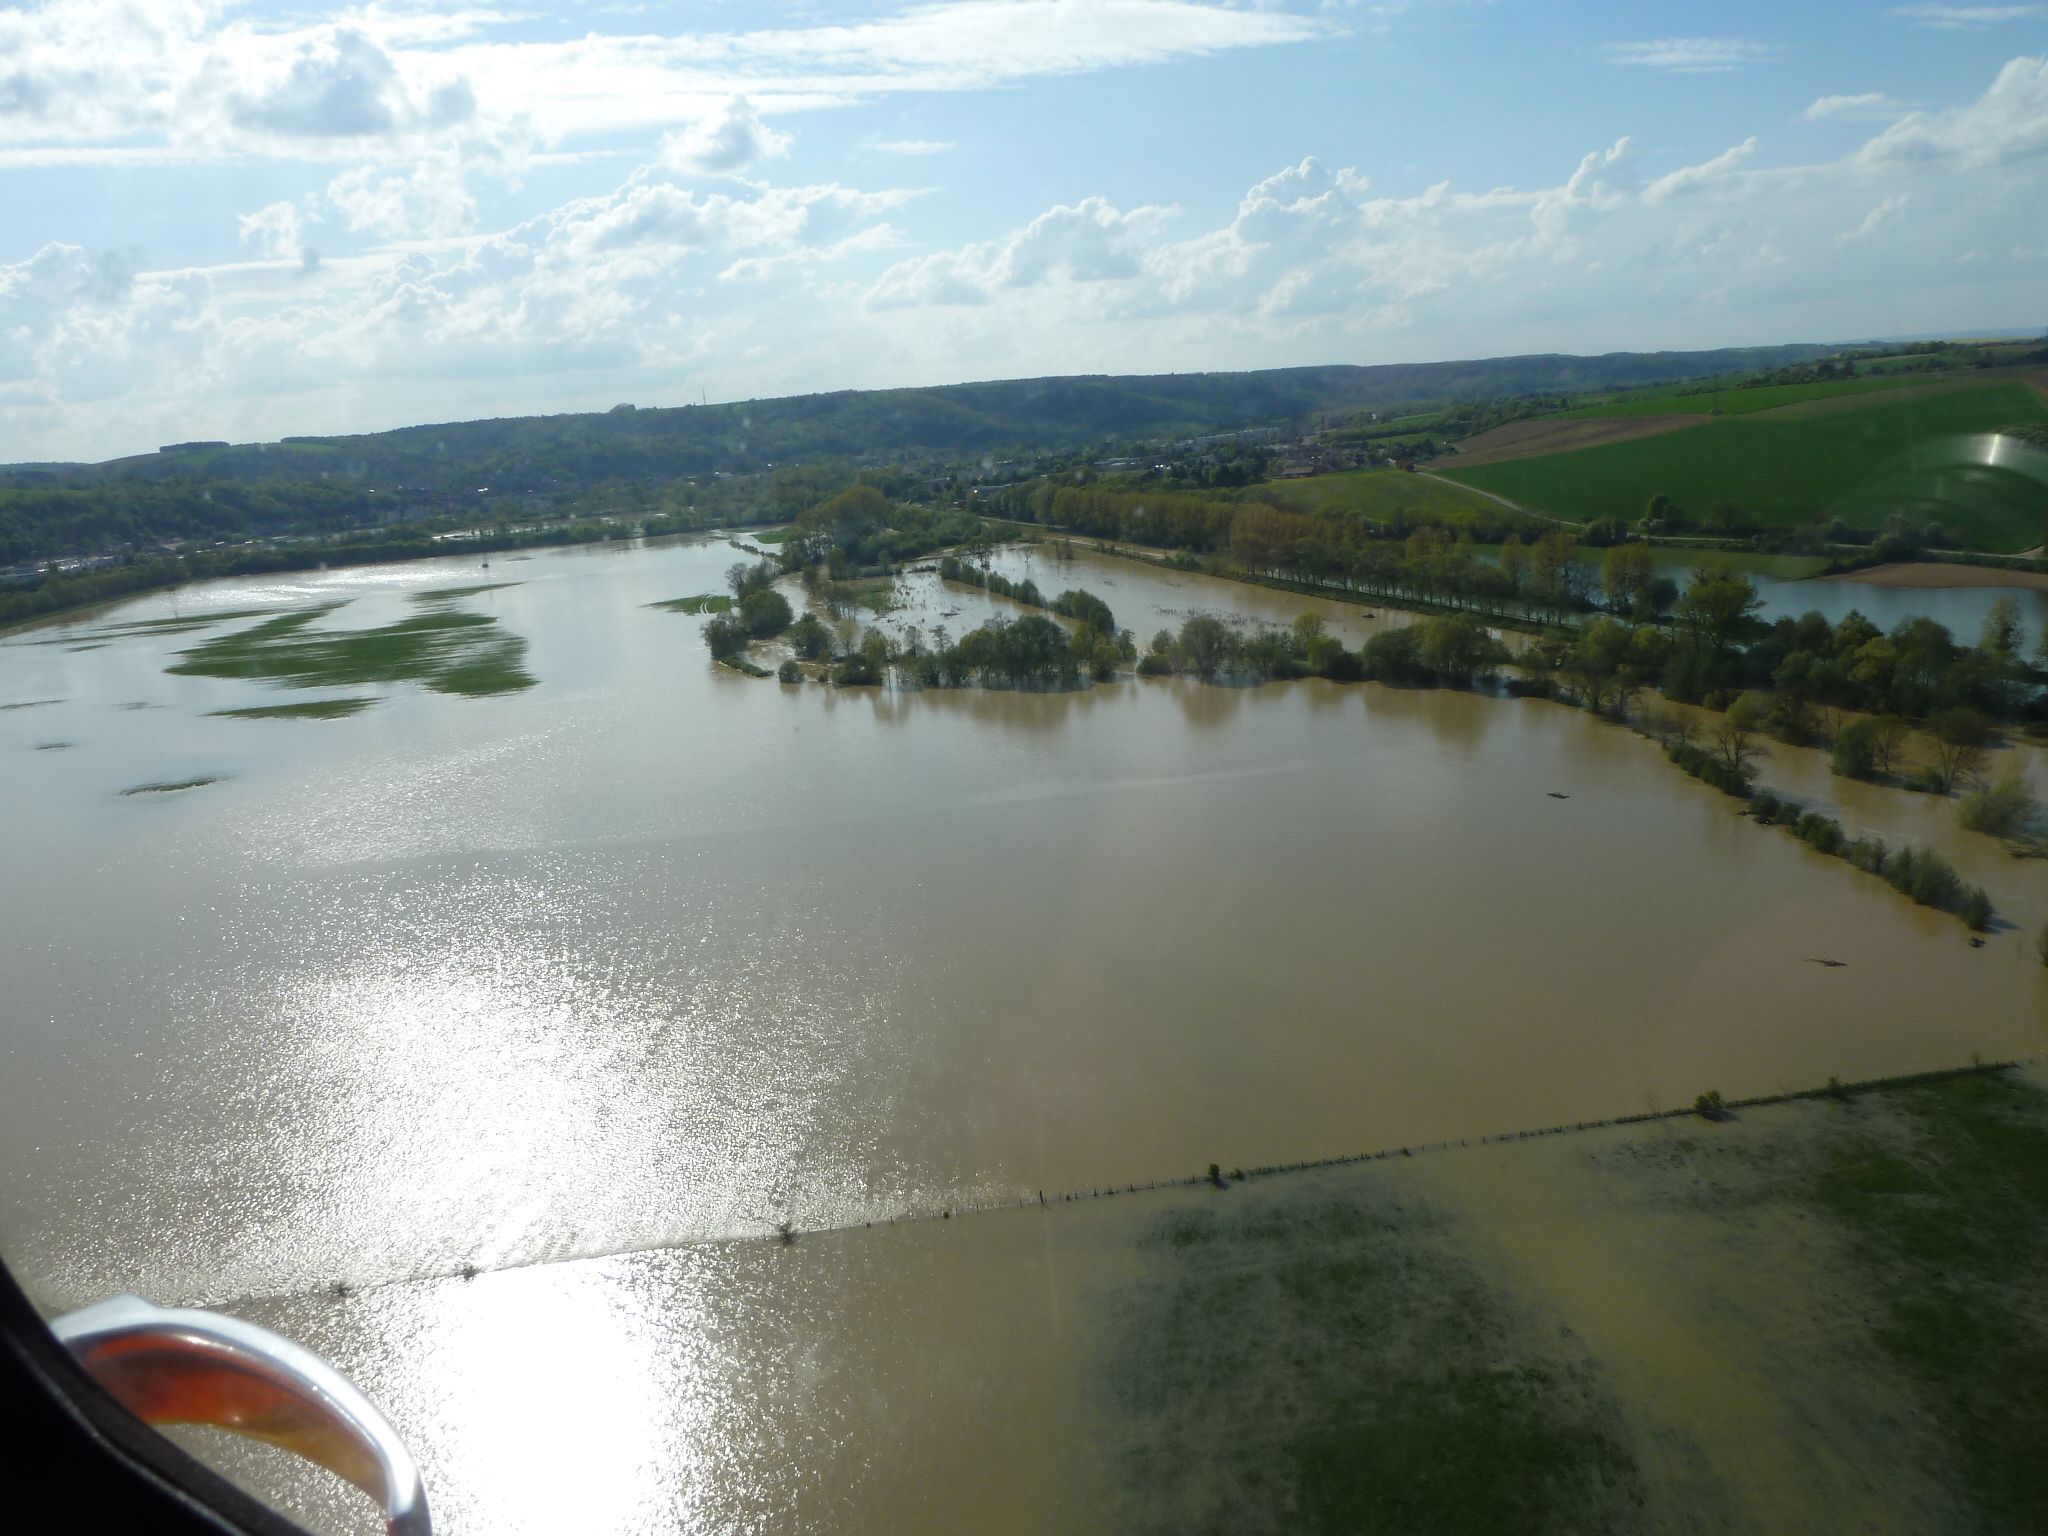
[{"xmin": 0, "ymin": 1256, "xmax": 311, "ymax": 1535}]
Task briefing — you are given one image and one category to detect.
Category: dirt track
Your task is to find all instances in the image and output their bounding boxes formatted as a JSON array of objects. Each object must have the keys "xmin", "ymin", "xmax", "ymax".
[
  {"xmin": 1819, "ymin": 560, "xmax": 2048, "ymax": 592},
  {"xmin": 1447, "ymin": 413, "xmax": 1709, "ymax": 466}
]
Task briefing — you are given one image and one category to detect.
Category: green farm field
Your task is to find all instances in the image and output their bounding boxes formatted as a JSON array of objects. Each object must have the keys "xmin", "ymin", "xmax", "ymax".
[
  {"xmin": 1235, "ymin": 467, "xmax": 1535, "ymax": 529},
  {"xmin": 1563, "ymin": 374, "xmax": 1926, "ymax": 419},
  {"xmin": 1439, "ymin": 380, "xmax": 2048, "ymax": 552}
]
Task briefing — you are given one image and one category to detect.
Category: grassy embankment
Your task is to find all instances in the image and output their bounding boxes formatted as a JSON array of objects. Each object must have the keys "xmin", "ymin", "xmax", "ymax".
[
  {"xmin": 1102, "ymin": 1065, "xmax": 2048, "ymax": 1536},
  {"xmin": 1440, "ymin": 380, "xmax": 2048, "ymax": 553}
]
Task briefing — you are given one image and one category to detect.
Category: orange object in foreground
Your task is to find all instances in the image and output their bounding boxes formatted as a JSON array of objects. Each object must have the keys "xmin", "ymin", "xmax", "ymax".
[{"xmin": 52, "ymin": 1294, "xmax": 429, "ymax": 1536}]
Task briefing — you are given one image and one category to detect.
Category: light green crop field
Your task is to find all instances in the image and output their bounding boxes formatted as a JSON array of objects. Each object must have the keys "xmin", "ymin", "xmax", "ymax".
[
  {"xmin": 1439, "ymin": 381, "xmax": 2048, "ymax": 552},
  {"xmin": 1239, "ymin": 468, "xmax": 1531, "ymax": 528},
  {"xmin": 1564, "ymin": 375, "xmax": 1925, "ymax": 419}
]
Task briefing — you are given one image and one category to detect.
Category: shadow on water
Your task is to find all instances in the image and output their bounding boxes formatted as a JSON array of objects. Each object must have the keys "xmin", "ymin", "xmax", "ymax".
[{"xmin": 167, "ymin": 589, "xmax": 534, "ymax": 698}]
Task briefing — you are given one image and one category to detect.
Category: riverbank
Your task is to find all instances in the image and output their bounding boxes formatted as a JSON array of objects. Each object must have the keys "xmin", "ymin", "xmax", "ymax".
[{"xmin": 1819, "ymin": 560, "xmax": 2048, "ymax": 592}]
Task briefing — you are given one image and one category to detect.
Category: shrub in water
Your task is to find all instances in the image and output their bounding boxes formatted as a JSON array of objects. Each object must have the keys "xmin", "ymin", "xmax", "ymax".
[
  {"xmin": 1960, "ymin": 887, "xmax": 1993, "ymax": 932},
  {"xmin": 1797, "ymin": 813, "xmax": 1845, "ymax": 855},
  {"xmin": 1830, "ymin": 718, "xmax": 1876, "ymax": 779},
  {"xmin": 1958, "ymin": 773, "xmax": 2039, "ymax": 840},
  {"xmin": 776, "ymin": 658, "xmax": 802, "ymax": 684}
]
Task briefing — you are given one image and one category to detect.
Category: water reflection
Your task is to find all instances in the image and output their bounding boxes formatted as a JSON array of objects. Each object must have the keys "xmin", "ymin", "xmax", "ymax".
[{"xmin": 0, "ymin": 536, "xmax": 2039, "ymax": 1384}]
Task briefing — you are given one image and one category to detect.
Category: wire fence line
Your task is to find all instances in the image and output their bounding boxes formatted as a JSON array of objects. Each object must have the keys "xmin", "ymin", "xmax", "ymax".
[{"xmin": 269, "ymin": 1057, "xmax": 2033, "ymax": 1306}]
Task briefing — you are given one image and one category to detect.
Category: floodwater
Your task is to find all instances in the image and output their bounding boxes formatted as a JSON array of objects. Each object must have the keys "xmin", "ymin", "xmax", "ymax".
[
  {"xmin": 1751, "ymin": 567, "xmax": 2048, "ymax": 636},
  {"xmin": 1, "ymin": 536, "xmax": 2043, "ymax": 1534}
]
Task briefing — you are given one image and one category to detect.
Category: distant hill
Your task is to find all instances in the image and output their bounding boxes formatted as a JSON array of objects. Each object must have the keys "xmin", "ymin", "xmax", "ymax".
[{"xmin": 6, "ymin": 346, "xmax": 1836, "ymax": 495}]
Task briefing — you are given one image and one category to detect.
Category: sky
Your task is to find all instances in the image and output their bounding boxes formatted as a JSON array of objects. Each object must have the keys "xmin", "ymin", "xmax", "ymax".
[{"xmin": 3, "ymin": 1, "xmax": 2048, "ymax": 462}]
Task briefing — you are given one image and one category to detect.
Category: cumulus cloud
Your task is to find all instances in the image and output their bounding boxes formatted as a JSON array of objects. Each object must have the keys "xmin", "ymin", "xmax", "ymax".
[
  {"xmin": 1858, "ymin": 55, "xmax": 2048, "ymax": 165},
  {"xmin": 1605, "ymin": 37, "xmax": 1776, "ymax": 72},
  {"xmin": 660, "ymin": 96, "xmax": 791, "ymax": 175},
  {"xmin": 327, "ymin": 159, "xmax": 480, "ymax": 240},
  {"xmin": 237, "ymin": 202, "xmax": 305, "ymax": 264}
]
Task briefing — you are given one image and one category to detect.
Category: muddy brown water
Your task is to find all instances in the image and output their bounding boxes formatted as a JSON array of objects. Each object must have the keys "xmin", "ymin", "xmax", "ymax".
[{"xmin": 1, "ymin": 536, "xmax": 2043, "ymax": 1533}]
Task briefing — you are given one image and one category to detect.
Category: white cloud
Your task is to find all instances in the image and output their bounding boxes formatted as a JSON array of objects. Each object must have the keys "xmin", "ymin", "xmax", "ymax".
[
  {"xmin": 873, "ymin": 140, "xmax": 955, "ymax": 154},
  {"xmin": 0, "ymin": 1, "xmax": 1327, "ymax": 154},
  {"xmin": 1605, "ymin": 37, "xmax": 1776, "ymax": 73},
  {"xmin": 1804, "ymin": 92, "xmax": 1911, "ymax": 121},
  {"xmin": 237, "ymin": 202, "xmax": 305, "ymax": 264},
  {"xmin": 659, "ymin": 96, "xmax": 791, "ymax": 176},
  {"xmin": 1894, "ymin": 5, "xmax": 2043, "ymax": 28},
  {"xmin": 1858, "ymin": 54, "xmax": 2048, "ymax": 166},
  {"xmin": 1841, "ymin": 192, "xmax": 1911, "ymax": 241},
  {"xmin": 9, "ymin": 53, "xmax": 2048, "ymax": 461},
  {"xmin": 327, "ymin": 159, "xmax": 480, "ymax": 240}
]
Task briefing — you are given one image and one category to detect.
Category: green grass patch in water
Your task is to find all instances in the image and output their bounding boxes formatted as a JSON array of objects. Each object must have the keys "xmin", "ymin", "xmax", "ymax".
[
  {"xmin": 209, "ymin": 697, "xmax": 381, "ymax": 720},
  {"xmin": 414, "ymin": 582, "xmax": 520, "ymax": 602},
  {"xmin": 121, "ymin": 776, "xmax": 224, "ymax": 795},
  {"xmin": 650, "ymin": 593, "xmax": 733, "ymax": 613},
  {"xmin": 14, "ymin": 608, "xmax": 283, "ymax": 647},
  {"xmin": 0, "ymin": 698, "xmax": 62, "ymax": 710},
  {"xmin": 1794, "ymin": 1070, "xmax": 2048, "ymax": 1534},
  {"xmin": 169, "ymin": 595, "xmax": 534, "ymax": 698},
  {"xmin": 1104, "ymin": 1180, "xmax": 1642, "ymax": 1536}
]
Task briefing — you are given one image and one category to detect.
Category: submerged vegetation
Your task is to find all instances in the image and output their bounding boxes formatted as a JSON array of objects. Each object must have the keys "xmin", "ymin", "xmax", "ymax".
[
  {"xmin": 120, "ymin": 776, "xmax": 224, "ymax": 795},
  {"xmin": 1108, "ymin": 1182, "xmax": 1642, "ymax": 1536},
  {"xmin": 1747, "ymin": 790, "xmax": 1992, "ymax": 931},
  {"xmin": 1099, "ymin": 1066, "xmax": 2048, "ymax": 1534},
  {"xmin": 208, "ymin": 697, "xmax": 379, "ymax": 720},
  {"xmin": 169, "ymin": 589, "xmax": 534, "ymax": 697},
  {"xmin": 650, "ymin": 593, "xmax": 732, "ymax": 614}
]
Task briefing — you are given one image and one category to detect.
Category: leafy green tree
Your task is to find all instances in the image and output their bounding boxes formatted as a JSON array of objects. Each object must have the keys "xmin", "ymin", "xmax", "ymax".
[
  {"xmin": 1927, "ymin": 707, "xmax": 1991, "ymax": 794},
  {"xmin": 1600, "ymin": 543, "xmax": 1654, "ymax": 613},
  {"xmin": 1363, "ymin": 625, "xmax": 1423, "ymax": 683},
  {"xmin": 1831, "ymin": 718, "xmax": 1876, "ymax": 778},
  {"xmin": 1714, "ymin": 691, "xmax": 1770, "ymax": 778},
  {"xmin": 1418, "ymin": 613, "xmax": 1510, "ymax": 685},
  {"xmin": 1050, "ymin": 588, "xmax": 1115, "ymax": 632},
  {"xmin": 1867, "ymin": 715, "xmax": 1912, "ymax": 777},
  {"xmin": 786, "ymin": 611, "xmax": 831, "ymax": 659},
  {"xmin": 1959, "ymin": 772, "xmax": 2039, "ymax": 839},
  {"xmin": 1178, "ymin": 615, "xmax": 1232, "ymax": 679},
  {"xmin": 740, "ymin": 587, "xmax": 793, "ymax": 637},
  {"xmin": 1673, "ymin": 562, "xmax": 1763, "ymax": 668},
  {"xmin": 702, "ymin": 613, "xmax": 748, "ymax": 659}
]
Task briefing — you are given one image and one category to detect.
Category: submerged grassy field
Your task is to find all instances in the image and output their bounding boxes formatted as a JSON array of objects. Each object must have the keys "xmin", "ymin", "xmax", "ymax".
[
  {"xmin": 1440, "ymin": 381, "xmax": 2048, "ymax": 550},
  {"xmin": 208, "ymin": 697, "xmax": 380, "ymax": 720},
  {"xmin": 1095, "ymin": 1066, "xmax": 2048, "ymax": 1536},
  {"xmin": 169, "ymin": 588, "xmax": 533, "ymax": 698}
]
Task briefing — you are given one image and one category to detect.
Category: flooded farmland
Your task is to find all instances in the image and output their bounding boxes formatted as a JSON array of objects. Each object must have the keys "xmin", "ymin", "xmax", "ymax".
[{"xmin": 1, "ymin": 535, "xmax": 2043, "ymax": 1534}]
